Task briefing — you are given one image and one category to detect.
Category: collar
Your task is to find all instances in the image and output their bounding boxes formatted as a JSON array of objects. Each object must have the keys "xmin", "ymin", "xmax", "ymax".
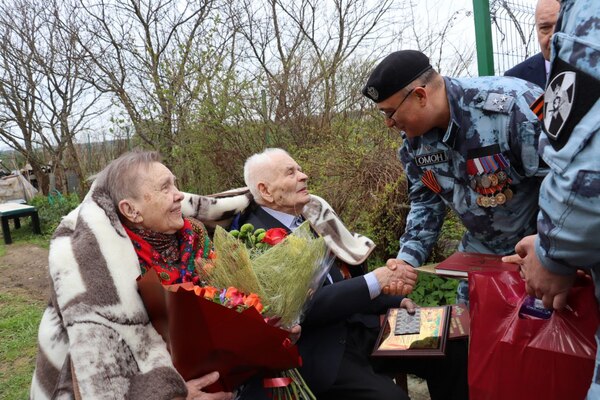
[
  {"xmin": 441, "ymin": 76, "xmax": 461, "ymax": 148},
  {"xmin": 261, "ymin": 206, "xmax": 297, "ymax": 230},
  {"xmin": 442, "ymin": 119, "xmax": 460, "ymax": 148}
]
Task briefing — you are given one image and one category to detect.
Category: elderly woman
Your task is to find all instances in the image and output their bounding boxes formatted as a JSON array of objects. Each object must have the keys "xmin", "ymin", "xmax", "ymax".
[{"xmin": 30, "ymin": 151, "xmax": 240, "ymax": 400}]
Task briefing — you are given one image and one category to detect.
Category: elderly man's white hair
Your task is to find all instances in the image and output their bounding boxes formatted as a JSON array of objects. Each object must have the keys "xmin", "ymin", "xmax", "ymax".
[{"xmin": 244, "ymin": 148, "xmax": 290, "ymax": 202}]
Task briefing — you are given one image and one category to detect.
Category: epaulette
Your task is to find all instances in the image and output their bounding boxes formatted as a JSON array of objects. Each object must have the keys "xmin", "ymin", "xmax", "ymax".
[{"xmin": 474, "ymin": 92, "xmax": 515, "ymax": 114}]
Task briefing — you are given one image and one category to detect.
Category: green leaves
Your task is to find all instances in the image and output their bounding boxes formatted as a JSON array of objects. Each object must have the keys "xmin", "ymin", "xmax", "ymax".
[{"xmin": 408, "ymin": 273, "xmax": 459, "ymax": 307}]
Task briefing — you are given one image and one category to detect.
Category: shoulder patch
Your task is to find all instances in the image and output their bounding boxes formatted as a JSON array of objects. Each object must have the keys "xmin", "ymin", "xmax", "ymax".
[
  {"xmin": 544, "ymin": 56, "xmax": 600, "ymax": 151},
  {"xmin": 482, "ymin": 92, "xmax": 515, "ymax": 114}
]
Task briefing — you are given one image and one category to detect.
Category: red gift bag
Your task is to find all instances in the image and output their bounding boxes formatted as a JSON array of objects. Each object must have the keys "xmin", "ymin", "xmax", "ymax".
[{"xmin": 468, "ymin": 271, "xmax": 599, "ymax": 400}]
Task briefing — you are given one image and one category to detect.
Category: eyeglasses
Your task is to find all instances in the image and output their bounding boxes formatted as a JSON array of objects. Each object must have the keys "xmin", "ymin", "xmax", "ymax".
[{"xmin": 380, "ymin": 85, "xmax": 427, "ymax": 121}]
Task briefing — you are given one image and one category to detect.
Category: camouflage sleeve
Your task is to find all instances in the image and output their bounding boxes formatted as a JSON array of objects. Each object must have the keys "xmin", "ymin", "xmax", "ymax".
[
  {"xmin": 535, "ymin": 0, "xmax": 600, "ymax": 274},
  {"xmin": 507, "ymin": 84, "xmax": 547, "ymax": 179},
  {"xmin": 536, "ymin": 133, "xmax": 600, "ymax": 274},
  {"xmin": 534, "ymin": 0, "xmax": 600, "ymax": 377},
  {"xmin": 397, "ymin": 145, "xmax": 446, "ymax": 267}
]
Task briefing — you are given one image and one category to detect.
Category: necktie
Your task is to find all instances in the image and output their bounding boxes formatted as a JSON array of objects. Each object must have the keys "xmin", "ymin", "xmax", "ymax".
[{"xmin": 291, "ymin": 215, "xmax": 304, "ymax": 230}]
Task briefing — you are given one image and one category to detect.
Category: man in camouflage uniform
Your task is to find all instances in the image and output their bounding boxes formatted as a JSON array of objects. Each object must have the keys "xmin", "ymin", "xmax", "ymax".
[
  {"xmin": 362, "ymin": 50, "xmax": 546, "ymax": 302},
  {"xmin": 513, "ymin": 0, "xmax": 600, "ymax": 396}
]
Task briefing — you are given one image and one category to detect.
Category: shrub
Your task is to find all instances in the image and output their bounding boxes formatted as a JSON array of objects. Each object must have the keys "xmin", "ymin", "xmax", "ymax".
[{"xmin": 29, "ymin": 191, "xmax": 80, "ymax": 235}]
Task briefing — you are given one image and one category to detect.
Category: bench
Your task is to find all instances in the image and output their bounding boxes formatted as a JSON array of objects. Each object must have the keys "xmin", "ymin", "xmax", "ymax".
[{"xmin": 0, "ymin": 203, "xmax": 41, "ymax": 244}]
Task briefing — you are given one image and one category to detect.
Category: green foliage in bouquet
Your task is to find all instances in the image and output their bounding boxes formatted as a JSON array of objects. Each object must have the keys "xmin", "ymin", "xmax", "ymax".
[
  {"xmin": 206, "ymin": 226, "xmax": 263, "ymax": 296},
  {"xmin": 252, "ymin": 224, "xmax": 327, "ymax": 326},
  {"xmin": 199, "ymin": 223, "xmax": 329, "ymax": 327},
  {"xmin": 229, "ymin": 224, "xmax": 270, "ymax": 253}
]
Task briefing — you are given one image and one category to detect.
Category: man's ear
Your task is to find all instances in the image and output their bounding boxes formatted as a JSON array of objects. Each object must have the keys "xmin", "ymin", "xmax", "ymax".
[
  {"xmin": 118, "ymin": 199, "xmax": 140, "ymax": 224},
  {"xmin": 415, "ymin": 86, "xmax": 428, "ymax": 105},
  {"xmin": 257, "ymin": 182, "xmax": 273, "ymax": 203}
]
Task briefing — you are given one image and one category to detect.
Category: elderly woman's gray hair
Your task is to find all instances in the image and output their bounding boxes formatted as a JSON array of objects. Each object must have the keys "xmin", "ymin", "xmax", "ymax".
[
  {"xmin": 95, "ymin": 150, "xmax": 162, "ymax": 208},
  {"xmin": 243, "ymin": 148, "xmax": 290, "ymax": 202}
]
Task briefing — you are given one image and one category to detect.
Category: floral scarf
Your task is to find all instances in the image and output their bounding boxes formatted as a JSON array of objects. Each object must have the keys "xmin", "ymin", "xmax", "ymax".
[{"xmin": 125, "ymin": 218, "xmax": 211, "ymax": 285}]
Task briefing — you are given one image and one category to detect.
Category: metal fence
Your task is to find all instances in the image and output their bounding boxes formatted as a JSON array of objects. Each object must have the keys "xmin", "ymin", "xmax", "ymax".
[{"xmin": 490, "ymin": 0, "xmax": 536, "ymax": 75}]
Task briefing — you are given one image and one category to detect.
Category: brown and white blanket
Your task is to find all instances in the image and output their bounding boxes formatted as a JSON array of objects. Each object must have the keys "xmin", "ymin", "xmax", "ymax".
[{"xmin": 30, "ymin": 186, "xmax": 374, "ymax": 399}]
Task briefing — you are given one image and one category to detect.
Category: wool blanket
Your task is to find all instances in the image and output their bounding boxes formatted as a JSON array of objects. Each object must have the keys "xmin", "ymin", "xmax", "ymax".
[{"xmin": 30, "ymin": 186, "xmax": 373, "ymax": 399}]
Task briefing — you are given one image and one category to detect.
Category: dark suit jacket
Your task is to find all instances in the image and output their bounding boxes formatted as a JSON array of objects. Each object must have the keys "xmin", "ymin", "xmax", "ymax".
[
  {"xmin": 504, "ymin": 52, "xmax": 547, "ymax": 89},
  {"xmin": 236, "ymin": 204, "xmax": 403, "ymax": 394}
]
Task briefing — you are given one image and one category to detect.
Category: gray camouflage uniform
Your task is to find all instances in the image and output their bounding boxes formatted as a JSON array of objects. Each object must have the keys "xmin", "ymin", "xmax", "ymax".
[
  {"xmin": 535, "ymin": 0, "xmax": 600, "ymax": 397},
  {"xmin": 397, "ymin": 76, "xmax": 545, "ymax": 302}
]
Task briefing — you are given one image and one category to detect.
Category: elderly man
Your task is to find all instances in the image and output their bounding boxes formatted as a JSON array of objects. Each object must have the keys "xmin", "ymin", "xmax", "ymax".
[
  {"xmin": 235, "ymin": 148, "xmax": 468, "ymax": 400},
  {"xmin": 363, "ymin": 50, "xmax": 546, "ymax": 303},
  {"xmin": 505, "ymin": 0, "xmax": 561, "ymax": 87},
  {"xmin": 510, "ymin": 0, "xmax": 600, "ymax": 397}
]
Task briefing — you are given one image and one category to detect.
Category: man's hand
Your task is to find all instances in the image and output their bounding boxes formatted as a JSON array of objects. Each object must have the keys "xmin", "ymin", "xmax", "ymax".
[
  {"xmin": 183, "ymin": 372, "xmax": 233, "ymax": 400},
  {"xmin": 515, "ymin": 234, "xmax": 576, "ymax": 310},
  {"xmin": 501, "ymin": 253, "xmax": 525, "ymax": 277},
  {"xmin": 501, "ymin": 253, "xmax": 524, "ymax": 265},
  {"xmin": 375, "ymin": 259, "xmax": 418, "ymax": 296},
  {"xmin": 399, "ymin": 297, "xmax": 417, "ymax": 314}
]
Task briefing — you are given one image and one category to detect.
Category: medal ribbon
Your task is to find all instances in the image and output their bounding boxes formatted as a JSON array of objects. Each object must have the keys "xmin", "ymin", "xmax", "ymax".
[
  {"xmin": 421, "ymin": 170, "xmax": 442, "ymax": 193},
  {"xmin": 485, "ymin": 155, "xmax": 499, "ymax": 171},
  {"xmin": 480, "ymin": 157, "xmax": 492, "ymax": 173},
  {"xmin": 530, "ymin": 93, "xmax": 544, "ymax": 121},
  {"xmin": 473, "ymin": 158, "xmax": 485, "ymax": 175},
  {"xmin": 466, "ymin": 159, "xmax": 477, "ymax": 175},
  {"xmin": 494, "ymin": 153, "xmax": 510, "ymax": 169}
]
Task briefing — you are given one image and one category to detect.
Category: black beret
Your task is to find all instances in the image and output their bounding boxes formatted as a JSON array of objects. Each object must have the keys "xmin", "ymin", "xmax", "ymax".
[{"xmin": 362, "ymin": 50, "xmax": 432, "ymax": 102}]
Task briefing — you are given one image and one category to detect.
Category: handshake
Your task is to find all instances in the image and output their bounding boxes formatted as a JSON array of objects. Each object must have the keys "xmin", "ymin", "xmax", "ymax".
[{"xmin": 373, "ymin": 259, "xmax": 418, "ymax": 296}]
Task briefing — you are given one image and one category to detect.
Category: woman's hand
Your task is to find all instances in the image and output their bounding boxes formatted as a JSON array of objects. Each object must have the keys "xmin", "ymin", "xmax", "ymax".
[
  {"xmin": 287, "ymin": 324, "xmax": 301, "ymax": 344},
  {"xmin": 182, "ymin": 372, "xmax": 233, "ymax": 400}
]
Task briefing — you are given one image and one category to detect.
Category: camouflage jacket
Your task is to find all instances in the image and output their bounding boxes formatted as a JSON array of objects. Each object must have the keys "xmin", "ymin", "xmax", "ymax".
[
  {"xmin": 536, "ymin": 0, "xmax": 600, "ymax": 279},
  {"xmin": 398, "ymin": 76, "xmax": 545, "ymax": 267}
]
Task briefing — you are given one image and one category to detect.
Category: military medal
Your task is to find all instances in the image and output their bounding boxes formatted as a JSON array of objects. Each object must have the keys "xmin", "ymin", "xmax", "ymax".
[
  {"xmin": 476, "ymin": 195, "xmax": 484, "ymax": 207},
  {"xmin": 421, "ymin": 170, "xmax": 442, "ymax": 193},
  {"xmin": 489, "ymin": 173, "xmax": 499, "ymax": 187},
  {"xmin": 480, "ymin": 196, "xmax": 491, "ymax": 207},
  {"xmin": 497, "ymin": 170, "xmax": 507, "ymax": 183},
  {"xmin": 467, "ymin": 150, "xmax": 514, "ymax": 208},
  {"xmin": 496, "ymin": 192, "xmax": 506, "ymax": 205},
  {"xmin": 480, "ymin": 175, "xmax": 491, "ymax": 188}
]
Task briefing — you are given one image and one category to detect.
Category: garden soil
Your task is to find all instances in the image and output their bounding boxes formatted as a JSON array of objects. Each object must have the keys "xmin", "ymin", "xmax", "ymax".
[{"xmin": 0, "ymin": 243, "xmax": 430, "ymax": 399}]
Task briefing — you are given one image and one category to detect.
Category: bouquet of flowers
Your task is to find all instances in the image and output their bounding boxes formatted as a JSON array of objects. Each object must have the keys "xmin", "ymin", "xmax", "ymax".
[
  {"xmin": 137, "ymin": 269, "xmax": 301, "ymax": 393},
  {"xmin": 196, "ymin": 221, "xmax": 334, "ymax": 399},
  {"xmin": 198, "ymin": 222, "xmax": 333, "ymax": 327}
]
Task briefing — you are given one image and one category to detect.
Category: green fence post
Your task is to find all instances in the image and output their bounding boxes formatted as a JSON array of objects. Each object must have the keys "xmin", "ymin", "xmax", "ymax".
[{"xmin": 473, "ymin": 0, "xmax": 495, "ymax": 76}]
